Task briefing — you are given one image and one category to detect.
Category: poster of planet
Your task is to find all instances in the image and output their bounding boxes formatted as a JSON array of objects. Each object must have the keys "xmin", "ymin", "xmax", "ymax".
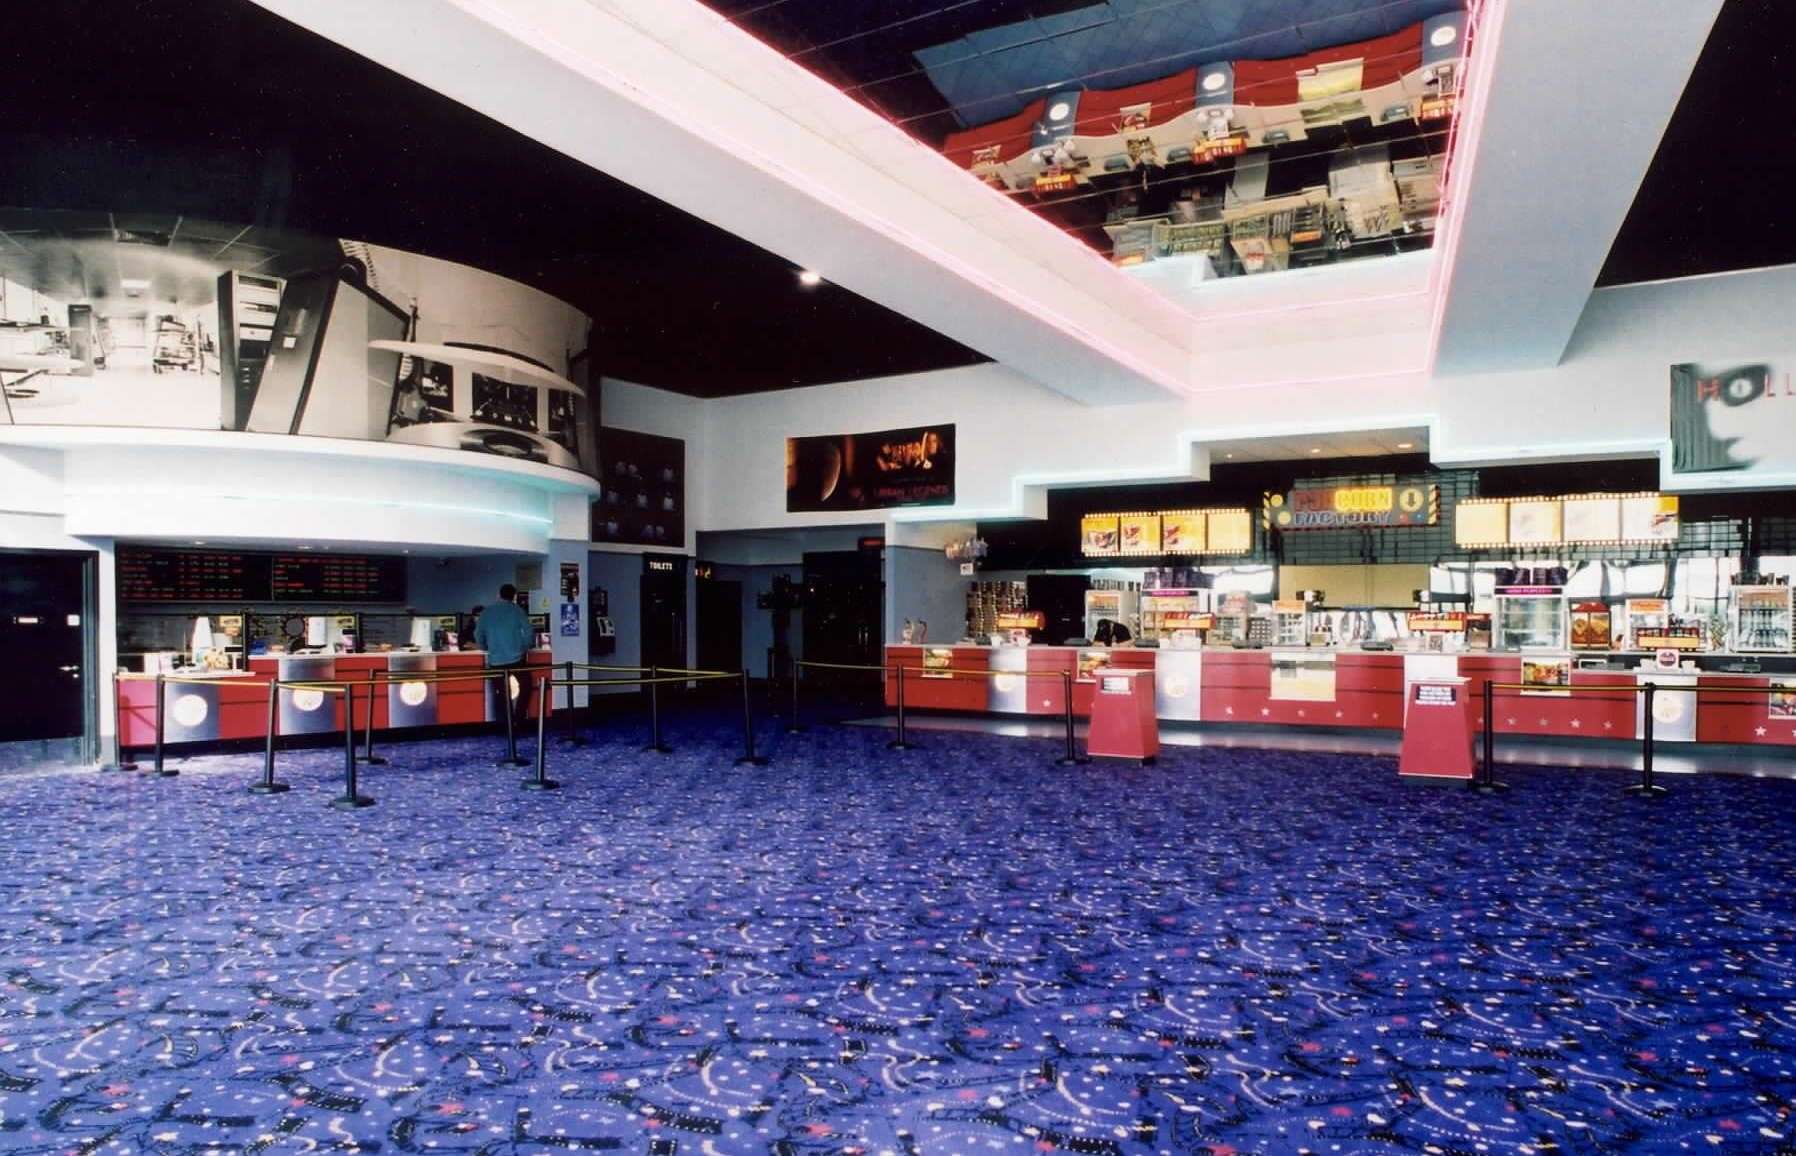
[{"xmin": 785, "ymin": 423, "xmax": 955, "ymax": 512}]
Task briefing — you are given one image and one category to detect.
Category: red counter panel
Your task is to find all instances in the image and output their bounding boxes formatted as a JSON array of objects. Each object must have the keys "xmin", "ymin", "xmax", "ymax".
[
  {"xmin": 1072, "ymin": 650, "xmax": 1154, "ymax": 717},
  {"xmin": 884, "ymin": 646, "xmax": 990, "ymax": 712},
  {"xmin": 1695, "ymin": 677, "xmax": 1796, "ymax": 745}
]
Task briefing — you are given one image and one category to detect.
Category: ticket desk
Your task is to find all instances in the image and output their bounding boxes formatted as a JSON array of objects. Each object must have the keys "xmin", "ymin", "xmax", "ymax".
[
  {"xmin": 882, "ymin": 644, "xmax": 1796, "ymax": 750},
  {"xmin": 117, "ymin": 649, "xmax": 553, "ymax": 747}
]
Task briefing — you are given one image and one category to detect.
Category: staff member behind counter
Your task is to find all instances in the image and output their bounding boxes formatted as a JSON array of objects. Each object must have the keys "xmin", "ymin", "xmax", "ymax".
[
  {"xmin": 1092, "ymin": 618, "xmax": 1133, "ymax": 646},
  {"xmin": 474, "ymin": 584, "xmax": 535, "ymax": 732}
]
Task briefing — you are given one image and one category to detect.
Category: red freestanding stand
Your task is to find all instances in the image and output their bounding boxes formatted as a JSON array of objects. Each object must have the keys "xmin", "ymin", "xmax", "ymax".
[
  {"xmin": 1087, "ymin": 669, "xmax": 1159, "ymax": 762},
  {"xmin": 1399, "ymin": 676, "xmax": 1475, "ymax": 783}
]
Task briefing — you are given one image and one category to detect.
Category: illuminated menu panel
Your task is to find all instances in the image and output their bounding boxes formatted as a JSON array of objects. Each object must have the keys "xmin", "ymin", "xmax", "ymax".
[
  {"xmin": 119, "ymin": 547, "xmax": 405, "ymax": 603},
  {"xmin": 271, "ymin": 554, "xmax": 406, "ymax": 603},
  {"xmin": 1562, "ymin": 496, "xmax": 1621, "ymax": 543},
  {"xmin": 1454, "ymin": 500, "xmax": 1509, "ymax": 547},
  {"xmin": 119, "ymin": 549, "xmax": 266, "ymax": 603}
]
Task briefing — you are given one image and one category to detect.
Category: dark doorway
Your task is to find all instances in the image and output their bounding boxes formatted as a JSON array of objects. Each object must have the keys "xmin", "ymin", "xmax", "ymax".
[
  {"xmin": 0, "ymin": 550, "xmax": 95, "ymax": 761},
  {"xmin": 802, "ymin": 550, "xmax": 884, "ymax": 671},
  {"xmin": 695, "ymin": 575, "xmax": 743, "ymax": 675},
  {"xmin": 1027, "ymin": 573, "xmax": 1093, "ymax": 645},
  {"xmin": 639, "ymin": 554, "xmax": 688, "ymax": 674}
]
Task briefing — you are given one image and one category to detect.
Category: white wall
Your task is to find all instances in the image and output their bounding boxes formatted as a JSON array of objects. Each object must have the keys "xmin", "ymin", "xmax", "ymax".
[{"xmin": 601, "ymin": 261, "xmax": 1796, "ymax": 536}]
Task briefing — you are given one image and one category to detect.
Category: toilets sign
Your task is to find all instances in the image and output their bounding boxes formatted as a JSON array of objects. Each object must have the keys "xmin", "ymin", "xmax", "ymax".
[{"xmin": 1265, "ymin": 484, "xmax": 1437, "ymax": 530}]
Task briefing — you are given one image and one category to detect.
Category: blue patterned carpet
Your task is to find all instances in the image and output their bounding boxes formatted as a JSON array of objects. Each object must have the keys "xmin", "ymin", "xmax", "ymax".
[{"xmin": 3, "ymin": 718, "xmax": 1796, "ymax": 1155}]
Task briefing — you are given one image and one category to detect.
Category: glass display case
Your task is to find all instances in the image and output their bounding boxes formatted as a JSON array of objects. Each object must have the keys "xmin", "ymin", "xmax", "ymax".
[
  {"xmin": 1272, "ymin": 599, "xmax": 1309, "ymax": 647},
  {"xmin": 1493, "ymin": 590, "xmax": 1568, "ymax": 651}
]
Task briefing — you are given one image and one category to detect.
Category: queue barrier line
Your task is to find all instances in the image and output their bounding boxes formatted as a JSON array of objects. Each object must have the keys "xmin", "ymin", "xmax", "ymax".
[
  {"xmin": 1479, "ymin": 677, "xmax": 1796, "ymax": 799},
  {"xmin": 789, "ymin": 657, "xmax": 1087, "ymax": 766}
]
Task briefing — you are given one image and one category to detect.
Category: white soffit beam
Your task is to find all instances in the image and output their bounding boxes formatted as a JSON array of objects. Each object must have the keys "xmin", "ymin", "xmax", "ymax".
[
  {"xmin": 1430, "ymin": 0, "xmax": 1723, "ymax": 376},
  {"xmin": 247, "ymin": 0, "xmax": 1193, "ymax": 404}
]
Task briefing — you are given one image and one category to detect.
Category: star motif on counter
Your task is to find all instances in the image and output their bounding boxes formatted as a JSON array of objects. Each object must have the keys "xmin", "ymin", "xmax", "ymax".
[
  {"xmin": 1756, "ymin": 726, "xmax": 1767, "ymax": 737},
  {"xmin": 1603, "ymin": 721, "xmax": 1614, "ymax": 730},
  {"xmin": 1506, "ymin": 718, "xmax": 1517, "ymax": 726},
  {"xmin": 1538, "ymin": 718, "xmax": 1548, "ymax": 727},
  {"xmin": 1297, "ymin": 709, "xmax": 1305, "ymax": 718},
  {"xmin": 1335, "ymin": 710, "xmax": 1344, "ymax": 719},
  {"xmin": 1260, "ymin": 708, "xmax": 1270, "ymax": 717},
  {"xmin": 1224, "ymin": 707, "xmax": 1234, "ymax": 716},
  {"xmin": 1571, "ymin": 719, "xmax": 1581, "ymax": 729},
  {"xmin": 1371, "ymin": 712, "xmax": 1380, "ymax": 721}
]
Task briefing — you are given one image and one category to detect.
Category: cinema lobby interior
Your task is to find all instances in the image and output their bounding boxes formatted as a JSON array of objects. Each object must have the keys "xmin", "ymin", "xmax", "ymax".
[{"xmin": 8, "ymin": 1, "xmax": 1796, "ymax": 1152}]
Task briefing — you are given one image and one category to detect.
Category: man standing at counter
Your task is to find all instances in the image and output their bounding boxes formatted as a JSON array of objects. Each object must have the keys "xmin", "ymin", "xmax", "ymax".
[{"xmin": 475, "ymin": 583, "xmax": 534, "ymax": 734}]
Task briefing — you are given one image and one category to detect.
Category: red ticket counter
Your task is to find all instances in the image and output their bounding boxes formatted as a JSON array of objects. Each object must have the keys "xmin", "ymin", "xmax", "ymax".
[{"xmin": 118, "ymin": 650, "xmax": 552, "ymax": 748}]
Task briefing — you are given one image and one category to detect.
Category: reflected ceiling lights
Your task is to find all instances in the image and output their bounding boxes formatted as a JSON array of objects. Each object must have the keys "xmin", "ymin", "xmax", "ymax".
[{"xmin": 797, "ymin": 269, "xmax": 823, "ymax": 287}]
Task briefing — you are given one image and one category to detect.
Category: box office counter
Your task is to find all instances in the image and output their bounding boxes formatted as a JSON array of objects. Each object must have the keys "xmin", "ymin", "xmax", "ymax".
[
  {"xmin": 117, "ymin": 649, "xmax": 554, "ymax": 746},
  {"xmin": 881, "ymin": 644, "xmax": 1796, "ymax": 746}
]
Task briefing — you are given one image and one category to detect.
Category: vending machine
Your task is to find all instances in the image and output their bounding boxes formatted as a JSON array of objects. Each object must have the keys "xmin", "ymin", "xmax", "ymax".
[{"xmin": 1083, "ymin": 587, "xmax": 1140, "ymax": 640}]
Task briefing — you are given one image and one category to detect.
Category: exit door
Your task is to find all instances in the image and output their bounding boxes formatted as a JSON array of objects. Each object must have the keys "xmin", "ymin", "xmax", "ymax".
[{"xmin": 0, "ymin": 550, "xmax": 95, "ymax": 760}]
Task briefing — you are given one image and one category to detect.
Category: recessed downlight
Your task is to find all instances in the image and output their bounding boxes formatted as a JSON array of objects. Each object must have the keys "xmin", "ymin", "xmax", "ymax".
[
  {"xmin": 1201, "ymin": 71, "xmax": 1227, "ymax": 93},
  {"xmin": 1048, "ymin": 101, "xmax": 1072, "ymax": 121},
  {"xmin": 1397, "ymin": 441, "xmax": 1415, "ymax": 449},
  {"xmin": 797, "ymin": 269, "xmax": 823, "ymax": 287},
  {"xmin": 1430, "ymin": 23, "xmax": 1457, "ymax": 47},
  {"xmin": 1310, "ymin": 447, "xmax": 1323, "ymax": 455}
]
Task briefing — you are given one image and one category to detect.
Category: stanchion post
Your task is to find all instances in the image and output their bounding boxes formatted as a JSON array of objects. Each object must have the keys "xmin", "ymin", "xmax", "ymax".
[
  {"xmin": 737, "ymin": 669, "xmax": 769, "ymax": 766},
  {"xmin": 250, "ymin": 677, "xmax": 291, "ymax": 794},
  {"xmin": 1472, "ymin": 679, "xmax": 1508, "ymax": 794},
  {"xmin": 1055, "ymin": 669, "xmax": 1087, "ymax": 766},
  {"xmin": 887, "ymin": 663, "xmax": 912, "ymax": 751},
  {"xmin": 108, "ymin": 674, "xmax": 138, "ymax": 771},
  {"xmin": 495, "ymin": 669, "xmax": 529, "ymax": 767},
  {"xmin": 522, "ymin": 675, "xmax": 561, "ymax": 790},
  {"xmin": 1626, "ymin": 681, "xmax": 1669, "ymax": 798},
  {"xmin": 787, "ymin": 656, "xmax": 805, "ymax": 734},
  {"xmin": 559, "ymin": 660, "xmax": 585, "ymax": 747},
  {"xmin": 150, "ymin": 672, "xmax": 178, "ymax": 777},
  {"xmin": 363, "ymin": 672, "xmax": 388, "ymax": 767},
  {"xmin": 331, "ymin": 683, "xmax": 374, "ymax": 809},
  {"xmin": 644, "ymin": 666, "xmax": 672, "ymax": 754}
]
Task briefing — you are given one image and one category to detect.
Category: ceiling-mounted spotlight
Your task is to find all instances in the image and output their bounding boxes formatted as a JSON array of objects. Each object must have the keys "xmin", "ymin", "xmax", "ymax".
[
  {"xmin": 797, "ymin": 270, "xmax": 823, "ymax": 287},
  {"xmin": 1430, "ymin": 23, "xmax": 1458, "ymax": 47}
]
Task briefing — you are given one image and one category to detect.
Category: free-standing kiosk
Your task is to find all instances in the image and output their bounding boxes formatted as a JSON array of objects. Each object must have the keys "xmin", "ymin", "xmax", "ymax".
[
  {"xmin": 1398, "ymin": 676, "xmax": 1475, "ymax": 783},
  {"xmin": 1087, "ymin": 668, "xmax": 1158, "ymax": 762}
]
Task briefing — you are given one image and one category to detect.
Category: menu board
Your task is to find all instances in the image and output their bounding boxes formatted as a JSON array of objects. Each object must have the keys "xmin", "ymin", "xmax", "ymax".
[
  {"xmin": 119, "ymin": 547, "xmax": 404, "ymax": 604},
  {"xmin": 1454, "ymin": 500, "xmax": 1509, "ymax": 547},
  {"xmin": 1562, "ymin": 495, "xmax": 1621, "ymax": 543},
  {"xmin": 1206, "ymin": 509, "xmax": 1254, "ymax": 555},
  {"xmin": 271, "ymin": 554, "xmax": 406, "ymax": 603},
  {"xmin": 1507, "ymin": 499, "xmax": 1564, "ymax": 545},
  {"xmin": 1621, "ymin": 494, "xmax": 1680, "ymax": 543},
  {"xmin": 119, "ymin": 549, "xmax": 268, "ymax": 603},
  {"xmin": 1118, "ymin": 513, "xmax": 1161, "ymax": 556},
  {"xmin": 1080, "ymin": 514, "xmax": 1120, "ymax": 556},
  {"xmin": 1161, "ymin": 510, "xmax": 1206, "ymax": 554}
]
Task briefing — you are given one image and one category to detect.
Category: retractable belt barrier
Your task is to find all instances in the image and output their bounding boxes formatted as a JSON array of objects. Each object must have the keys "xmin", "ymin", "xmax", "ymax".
[
  {"xmin": 792, "ymin": 658, "xmax": 1088, "ymax": 766},
  {"xmin": 117, "ymin": 663, "xmax": 766, "ymax": 806},
  {"xmin": 1479, "ymin": 678, "xmax": 1796, "ymax": 799}
]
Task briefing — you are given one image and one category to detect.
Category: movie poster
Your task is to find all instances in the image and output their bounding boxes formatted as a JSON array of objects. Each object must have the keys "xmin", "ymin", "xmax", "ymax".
[
  {"xmin": 0, "ymin": 208, "xmax": 596, "ymax": 476},
  {"xmin": 785, "ymin": 424, "xmax": 955, "ymax": 512},
  {"xmin": 1670, "ymin": 361, "xmax": 1796, "ymax": 479}
]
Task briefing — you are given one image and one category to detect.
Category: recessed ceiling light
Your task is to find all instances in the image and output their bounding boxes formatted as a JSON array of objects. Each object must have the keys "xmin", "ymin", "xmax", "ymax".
[
  {"xmin": 1201, "ymin": 71, "xmax": 1227, "ymax": 93},
  {"xmin": 1430, "ymin": 23, "xmax": 1457, "ymax": 48},
  {"xmin": 1048, "ymin": 101, "xmax": 1072, "ymax": 121},
  {"xmin": 1310, "ymin": 447, "xmax": 1322, "ymax": 454},
  {"xmin": 1224, "ymin": 452, "xmax": 1234, "ymax": 459},
  {"xmin": 120, "ymin": 277, "xmax": 150, "ymax": 291},
  {"xmin": 192, "ymin": 540, "xmax": 206, "ymax": 545},
  {"xmin": 1397, "ymin": 441, "xmax": 1415, "ymax": 449},
  {"xmin": 797, "ymin": 269, "xmax": 823, "ymax": 287}
]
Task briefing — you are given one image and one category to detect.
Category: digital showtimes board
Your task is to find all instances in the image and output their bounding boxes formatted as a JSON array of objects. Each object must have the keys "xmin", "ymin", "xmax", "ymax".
[{"xmin": 119, "ymin": 547, "xmax": 405, "ymax": 604}]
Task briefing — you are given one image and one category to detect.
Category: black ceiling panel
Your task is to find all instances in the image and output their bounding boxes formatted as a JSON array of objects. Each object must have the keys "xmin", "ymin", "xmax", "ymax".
[
  {"xmin": 1601, "ymin": 0, "xmax": 1795, "ymax": 286},
  {"xmin": 0, "ymin": 0, "xmax": 987, "ymax": 395}
]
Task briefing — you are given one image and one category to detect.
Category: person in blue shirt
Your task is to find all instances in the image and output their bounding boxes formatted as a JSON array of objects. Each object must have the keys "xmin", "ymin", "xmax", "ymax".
[{"xmin": 474, "ymin": 584, "xmax": 535, "ymax": 732}]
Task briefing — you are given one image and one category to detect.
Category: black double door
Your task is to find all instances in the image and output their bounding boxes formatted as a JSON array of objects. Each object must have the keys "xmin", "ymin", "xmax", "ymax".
[
  {"xmin": 0, "ymin": 550, "xmax": 94, "ymax": 756},
  {"xmin": 802, "ymin": 550, "xmax": 884, "ymax": 671}
]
